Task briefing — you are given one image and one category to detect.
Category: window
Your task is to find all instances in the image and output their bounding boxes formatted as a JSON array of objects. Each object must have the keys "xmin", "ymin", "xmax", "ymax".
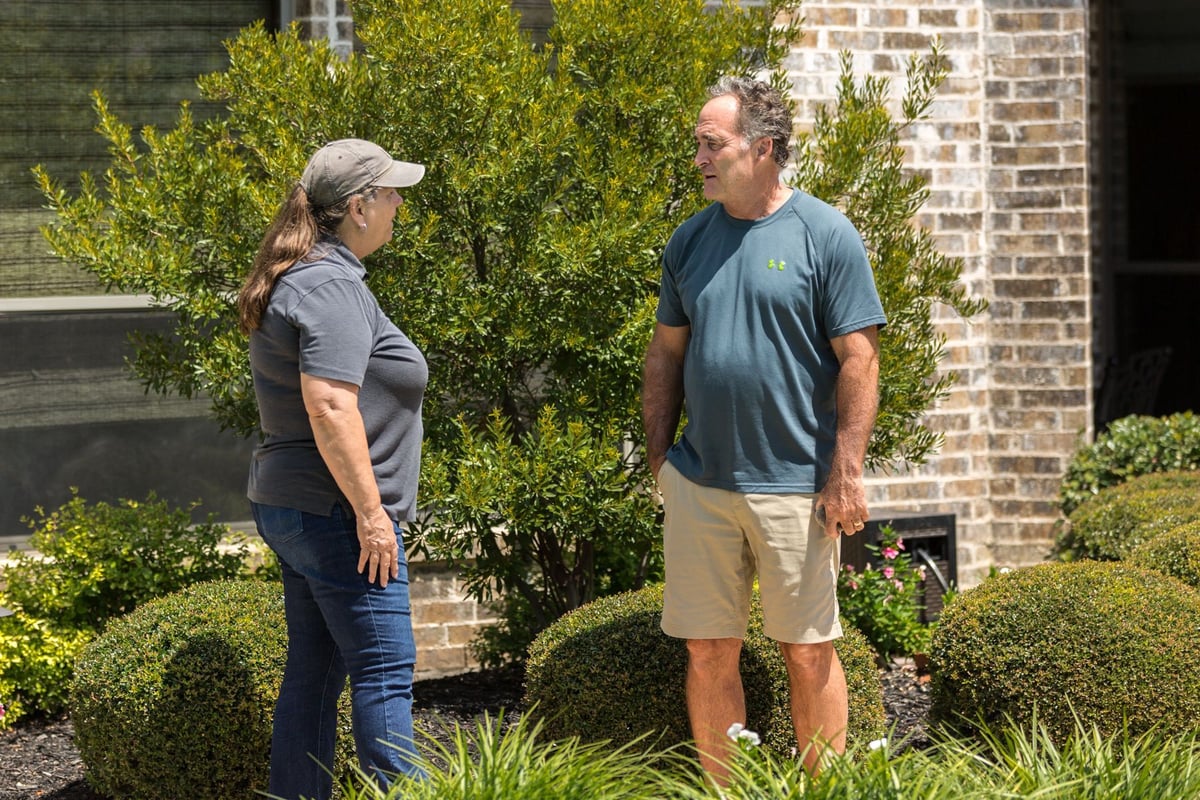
[
  {"xmin": 0, "ymin": 0, "xmax": 278, "ymax": 297},
  {"xmin": 1125, "ymin": 82, "xmax": 1200, "ymax": 264}
]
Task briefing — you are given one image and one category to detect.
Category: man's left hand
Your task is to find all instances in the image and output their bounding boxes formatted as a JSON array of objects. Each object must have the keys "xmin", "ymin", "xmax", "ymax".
[{"xmin": 816, "ymin": 475, "xmax": 869, "ymax": 539}]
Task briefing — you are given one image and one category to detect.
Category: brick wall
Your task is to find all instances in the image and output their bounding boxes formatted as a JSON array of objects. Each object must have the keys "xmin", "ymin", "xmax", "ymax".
[
  {"xmin": 791, "ymin": 0, "xmax": 1090, "ymax": 585},
  {"xmin": 409, "ymin": 560, "xmax": 500, "ymax": 679}
]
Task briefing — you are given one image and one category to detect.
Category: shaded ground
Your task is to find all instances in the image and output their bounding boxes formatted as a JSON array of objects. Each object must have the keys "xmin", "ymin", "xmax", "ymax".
[{"xmin": 0, "ymin": 660, "xmax": 928, "ymax": 799}]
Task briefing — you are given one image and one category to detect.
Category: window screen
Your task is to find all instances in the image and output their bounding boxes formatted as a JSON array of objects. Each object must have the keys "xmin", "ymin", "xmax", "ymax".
[{"xmin": 0, "ymin": 0, "xmax": 277, "ymax": 295}]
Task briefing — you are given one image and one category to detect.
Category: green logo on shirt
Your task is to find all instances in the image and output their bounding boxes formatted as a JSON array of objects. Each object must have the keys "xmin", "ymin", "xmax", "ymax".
[{"xmin": 767, "ymin": 259, "xmax": 786, "ymax": 271}]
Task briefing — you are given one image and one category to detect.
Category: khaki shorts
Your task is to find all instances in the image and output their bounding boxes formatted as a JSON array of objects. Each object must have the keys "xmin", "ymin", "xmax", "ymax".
[{"xmin": 658, "ymin": 460, "xmax": 842, "ymax": 644}]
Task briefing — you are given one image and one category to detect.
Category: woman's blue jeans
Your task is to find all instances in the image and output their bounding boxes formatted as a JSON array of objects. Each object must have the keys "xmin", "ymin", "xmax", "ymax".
[{"xmin": 251, "ymin": 501, "xmax": 421, "ymax": 800}]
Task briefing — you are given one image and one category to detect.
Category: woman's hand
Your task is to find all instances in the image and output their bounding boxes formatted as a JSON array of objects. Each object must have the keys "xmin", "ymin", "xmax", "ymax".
[{"xmin": 357, "ymin": 506, "xmax": 400, "ymax": 588}]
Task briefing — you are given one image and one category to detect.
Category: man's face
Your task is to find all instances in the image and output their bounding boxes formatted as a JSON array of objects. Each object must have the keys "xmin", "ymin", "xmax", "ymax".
[{"xmin": 693, "ymin": 94, "xmax": 758, "ymax": 205}]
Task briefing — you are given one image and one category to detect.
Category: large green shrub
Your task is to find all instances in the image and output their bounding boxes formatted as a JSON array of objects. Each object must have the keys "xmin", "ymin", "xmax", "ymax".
[
  {"xmin": 0, "ymin": 491, "xmax": 258, "ymax": 728},
  {"xmin": 71, "ymin": 580, "xmax": 353, "ymax": 800},
  {"xmin": 1054, "ymin": 470, "xmax": 1200, "ymax": 561},
  {"xmin": 0, "ymin": 616, "xmax": 92, "ymax": 728},
  {"xmin": 0, "ymin": 490, "xmax": 249, "ymax": 629},
  {"xmin": 1060, "ymin": 412, "xmax": 1200, "ymax": 515},
  {"xmin": 929, "ymin": 562, "xmax": 1200, "ymax": 743},
  {"xmin": 419, "ymin": 408, "xmax": 663, "ymax": 655},
  {"xmin": 1128, "ymin": 521, "xmax": 1200, "ymax": 589},
  {"xmin": 524, "ymin": 584, "xmax": 884, "ymax": 757}
]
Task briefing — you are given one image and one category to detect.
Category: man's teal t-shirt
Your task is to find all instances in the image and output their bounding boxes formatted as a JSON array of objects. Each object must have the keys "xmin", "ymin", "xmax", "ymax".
[{"xmin": 656, "ymin": 188, "xmax": 886, "ymax": 493}]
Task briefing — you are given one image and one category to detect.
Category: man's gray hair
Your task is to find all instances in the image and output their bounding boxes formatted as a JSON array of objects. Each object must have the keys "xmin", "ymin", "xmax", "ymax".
[{"xmin": 708, "ymin": 76, "xmax": 792, "ymax": 169}]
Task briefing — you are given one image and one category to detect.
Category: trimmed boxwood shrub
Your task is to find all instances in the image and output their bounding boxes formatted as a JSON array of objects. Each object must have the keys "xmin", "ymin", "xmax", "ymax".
[
  {"xmin": 524, "ymin": 584, "xmax": 884, "ymax": 757},
  {"xmin": 929, "ymin": 561, "xmax": 1200, "ymax": 744},
  {"xmin": 1128, "ymin": 522, "xmax": 1200, "ymax": 589},
  {"xmin": 1055, "ymin": 470, "xmax": 1200, "ymax": 561},
  {"xmin": 1059, "ymin": 412, "xmax": 1200, "ymax": 515},
  {"xmin": 71, "ymin": 580, "xmax": 353, "ymax": 800}
]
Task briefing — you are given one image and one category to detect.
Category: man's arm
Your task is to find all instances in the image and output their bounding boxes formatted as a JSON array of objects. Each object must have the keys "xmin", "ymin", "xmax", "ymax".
[
  {"xmin": 818, "ymin": 325, "xmax": 880, "ymax": 539},
  {"xmin": 642, "ymin": 322, "xmax": 690, "ymax": 481}
]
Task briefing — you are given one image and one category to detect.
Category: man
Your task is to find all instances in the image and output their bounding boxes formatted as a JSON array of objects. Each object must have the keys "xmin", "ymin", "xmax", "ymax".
[{"xmin": 642, "ymin": 76, "xmax": 885, "ymax": 782}]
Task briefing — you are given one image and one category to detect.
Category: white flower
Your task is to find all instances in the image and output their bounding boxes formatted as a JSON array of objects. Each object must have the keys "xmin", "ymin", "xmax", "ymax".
[
  {"xmin": 868, "ymin": 737, "xmax": 888, "ymax": 751},
  {"xmin": 726, "ymin": 722, "xmax": 761, "ymax": 747}
]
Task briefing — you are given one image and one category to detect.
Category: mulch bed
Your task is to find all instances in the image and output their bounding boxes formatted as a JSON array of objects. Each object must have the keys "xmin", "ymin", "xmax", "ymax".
[{"xmin": 0, "ymin": 660, "xmax": 928, "ymax": 799}]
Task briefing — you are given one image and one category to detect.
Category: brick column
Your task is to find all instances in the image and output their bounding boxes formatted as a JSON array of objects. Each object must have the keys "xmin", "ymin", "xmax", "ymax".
[
  {"xmin": 981, "ymin": 0, "xmax": 1090, "ymax": 570},
  {"xmin": 789, "ymin": 0, "xmax": 1090, "ymax": 585}
]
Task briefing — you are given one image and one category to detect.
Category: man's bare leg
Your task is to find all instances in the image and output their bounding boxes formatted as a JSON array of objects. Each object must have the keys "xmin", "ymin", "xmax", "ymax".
[
  {"xmin": 686, "ymin": 637, "xmax": 745, "ymax": 785},
  {"xmin": 780, "ymin": 640, "xmax": 848, "ymax": 773}
]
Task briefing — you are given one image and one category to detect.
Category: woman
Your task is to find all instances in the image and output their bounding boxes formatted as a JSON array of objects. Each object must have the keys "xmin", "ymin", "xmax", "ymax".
[{"xmin": 236, "ymin": 139, "xmax": 427, "ymax": 800}]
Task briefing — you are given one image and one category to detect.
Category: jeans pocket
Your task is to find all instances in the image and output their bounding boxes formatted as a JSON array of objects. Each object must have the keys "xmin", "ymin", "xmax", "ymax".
[{"xmin": 251, "ymin": 502, "xmax": 306, "ymax": 545}]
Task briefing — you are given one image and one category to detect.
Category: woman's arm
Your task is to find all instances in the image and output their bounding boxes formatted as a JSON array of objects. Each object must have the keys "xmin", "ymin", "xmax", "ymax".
[{"xmin": 301, "ymin": 372, "xmax": 399, "ymax": 587}]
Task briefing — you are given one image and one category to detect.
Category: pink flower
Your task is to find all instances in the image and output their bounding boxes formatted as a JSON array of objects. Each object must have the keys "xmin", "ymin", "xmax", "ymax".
[
  {"xmin": 883, "ymin": 566, "xmax": 895, "ymax": 579},
  {"xmin": 893, "ymin": 579, "xmax": 904, "ymax": 591},
  {"xmin": 848, "ymin": 580, "xmax": 858, "ymax": 591},
  {"xmin": 843, "ymin": 564, "xmax": 856, "ymax": 574},
  {"xmin": 896, "ymin": 539, "xmax": 906, "ymax": 550},
  {"xmin": 882, "ymin": 546, "xmax": 899, "ymax": 560}
]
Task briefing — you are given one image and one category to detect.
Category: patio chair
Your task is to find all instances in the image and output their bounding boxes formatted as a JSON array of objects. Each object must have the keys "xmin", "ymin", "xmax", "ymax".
[{"xmin": 1094, "ymin": 346, "xmax": 1173, "ymax": 433}]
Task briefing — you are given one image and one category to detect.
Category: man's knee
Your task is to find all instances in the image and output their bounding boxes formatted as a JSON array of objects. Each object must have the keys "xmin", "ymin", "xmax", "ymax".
[
  {"xmin": 779, "ymin": 640, "xmax": 836, "ymax": 680},
  {"xmin": 686, "ymin": 638, "xmax": 742, "ymax": 676}
]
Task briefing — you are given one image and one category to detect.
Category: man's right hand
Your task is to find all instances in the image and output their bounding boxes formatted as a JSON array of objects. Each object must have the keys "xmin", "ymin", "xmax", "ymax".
[
  {"xmin": 648, "ymin": 454, "xmax": 667, "ymax": 483},
  {"xmin": 642, "ymin": 322, "xmax": 689, "ymax": 488}
]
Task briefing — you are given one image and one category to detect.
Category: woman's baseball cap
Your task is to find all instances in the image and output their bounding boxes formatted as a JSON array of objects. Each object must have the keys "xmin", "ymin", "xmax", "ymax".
[{"xmin": 300, "ymin": 139, "xmax": 425, "ymax": 207}]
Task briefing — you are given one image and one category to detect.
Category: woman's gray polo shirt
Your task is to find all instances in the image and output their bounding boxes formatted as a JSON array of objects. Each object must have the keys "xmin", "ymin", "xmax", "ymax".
[{"xmin": 248, "ymin": 239, "xmax": 427, "ymax": 522}]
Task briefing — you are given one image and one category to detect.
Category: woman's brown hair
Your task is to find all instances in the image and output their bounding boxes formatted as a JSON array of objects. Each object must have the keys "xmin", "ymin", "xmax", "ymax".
[{"xmin": 236, "ymin": 185, "xmax": 354, "ymax": 333}]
